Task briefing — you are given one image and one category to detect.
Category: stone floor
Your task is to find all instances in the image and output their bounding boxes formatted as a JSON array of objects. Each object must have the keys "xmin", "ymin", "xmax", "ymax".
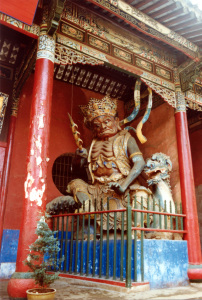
[{"xmin": 1, "ymin": 278, "xmax": 202, "ymax": 299}]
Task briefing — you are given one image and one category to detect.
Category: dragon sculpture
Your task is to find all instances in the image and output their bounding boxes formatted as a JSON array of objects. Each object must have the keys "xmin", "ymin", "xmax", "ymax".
[
  {"xmin": 144, "ymin": 153, "xmax": 175, "ymax": 213},
  {"xmin": 144, "ymin": 152, "xmax": 181, "ymax": 239}
]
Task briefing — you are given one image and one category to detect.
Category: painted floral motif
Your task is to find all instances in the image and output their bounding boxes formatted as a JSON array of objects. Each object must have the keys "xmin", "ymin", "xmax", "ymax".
[
  {"xmin": 155, "ymin": 66, "xmax": 172, "ymax": 81},
  {"xmin": 82, "ymin": 46, "xmax": 109, "ymax": 62},
  {"xmin": 37, "ymin": 35, "xmax": 55, "ymax": 63},
  {"xmin": 175, "ymin": 91, "xmax": 186, "ymax": 112},
  {"xmin": 38, "ymin": 35, "xmax": 55, "ymax": 53},
  {"xmin": 57, "ymin": 34, "xmax": 78, "ymax": 49},
  {"xmin": 88, "ymin": 35, "xmax": 110, "ymax": 53},
  {"xmin": 61, "ymin": 23, "xmax": 84, "ymax": 41},
  {"xmin": 135, "ymin": 57, "xmax": 153, "ymax": 72},
  {"xmin": 113, "ymin": 47, "xmax": 132, "ymax": 63}
]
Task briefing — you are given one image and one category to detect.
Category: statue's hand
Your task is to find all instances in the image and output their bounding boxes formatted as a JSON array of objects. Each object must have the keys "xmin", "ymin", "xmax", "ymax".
[
  {"xmin": 75, "ymin": 148, "xmax": 88, "ymax": 158},
  {"xmin": 108, "ymin": 182, "xmax": 125, "ymax": 195}
]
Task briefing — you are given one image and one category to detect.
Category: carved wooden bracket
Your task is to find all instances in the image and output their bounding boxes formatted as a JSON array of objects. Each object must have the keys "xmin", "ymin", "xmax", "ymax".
[
  {"xmin": 46, "ymin": 0, "xmax": 66, "ymax": 36},
  {"xmin": 179, "ymin": 60, "xmax": 202, "ymax": 93}
]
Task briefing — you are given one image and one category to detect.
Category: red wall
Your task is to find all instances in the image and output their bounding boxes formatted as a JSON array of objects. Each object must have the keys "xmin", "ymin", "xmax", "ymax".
[
  {"xmin": 0, "ymin": 75, "xmax": 14, "ymax": 142},
  {"xmin": 189, "ymin": 129, "xmax": 202, "ymax": 187},
  {"xmin": 4, "ymin": 74, "xmax": 124, "ymax": 229},
  {"xmin": 0, "ymin": 73, "xmax": 14, "ymax": 187},
  {"xmin": 3, "ymin": 75, "xmax": 32, "ymax": 229},
  {"xmin": 130, "ymin": 102, "xmax": 181, "ymax": 205},
  {"xmin": 189, "ymin": 129, "xmax": 202, "ymax": 246}
]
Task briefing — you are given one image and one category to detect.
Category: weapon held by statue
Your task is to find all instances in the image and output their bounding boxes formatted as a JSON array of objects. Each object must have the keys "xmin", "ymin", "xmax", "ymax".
[{"xmin": 68, "ymin": 113, "xmax": 83, "ymax": 152}]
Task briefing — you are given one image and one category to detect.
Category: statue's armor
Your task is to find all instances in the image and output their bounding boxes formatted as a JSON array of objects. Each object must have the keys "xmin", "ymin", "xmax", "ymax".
[
  {"xmin": 67, "ymin": 130, "xmax": 150, "ymax": 230},
  {"xmin": 88, "ymin": 130, "xmax": 131, "ymax": 183}
]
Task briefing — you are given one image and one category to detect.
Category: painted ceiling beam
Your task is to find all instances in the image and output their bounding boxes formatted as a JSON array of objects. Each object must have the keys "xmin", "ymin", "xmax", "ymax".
[
  {"xmin": 189, "ymin": 35, "xmax": 202, "ymax": 43},
  {"xmin": 183, "ymin": 29, "xmax": 202, "ymax": 39},
  {"xmin": 133, "ymin": 0, "xmax": 152, "ymax": 9},
  {"xmin": 157, "ymin": 7, "xmax": 185, "ymax": 23},
  {"xmin": 164, "ymin": 12, "xmax": 195, "ymax": 27},
  {"xmin": 141, "ymin": 0, "xmax": 169, "ymax": 14},
  {"xmin": 125, "ymin": 0, "xmax": 136, "ymax": 4},
  {"xmin": 171, "ymin": 18, "xmax": 199, "ymax": 31},
  {"xmin": 149, "ymin": 3, "xmax": 179, "ymax": 18},
  {"xmin": 177, "ymin": 23, "xmax": 202, "ymax": 34}
]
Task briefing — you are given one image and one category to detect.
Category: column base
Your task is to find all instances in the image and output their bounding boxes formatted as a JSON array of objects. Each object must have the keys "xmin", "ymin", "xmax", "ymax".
[
  {"xmin": 188, "ymin": 264, "xmax": 202, "ymax": 281},
  {"xmin": 7, "ymin": 272, "xmax": 36, "ymax": 299}
]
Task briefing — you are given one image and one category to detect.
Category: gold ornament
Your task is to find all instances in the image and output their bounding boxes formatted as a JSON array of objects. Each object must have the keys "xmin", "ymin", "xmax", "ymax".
[{"xmin": 80, "ymin": 95, "xmax": 117, "ymax": 123}]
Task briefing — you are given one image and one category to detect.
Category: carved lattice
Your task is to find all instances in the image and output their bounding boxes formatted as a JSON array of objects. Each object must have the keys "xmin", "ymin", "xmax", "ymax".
[
  {"xmin": 0, "ymin": 92, "xmax": 9, "ymax": 134},
  {"xmin": 141, "ymin": 78, "xmax": 176, "ymax": 108},
  {"xmin": 55, "ymin": 43, "xmax": 104, "ymax": 66}
]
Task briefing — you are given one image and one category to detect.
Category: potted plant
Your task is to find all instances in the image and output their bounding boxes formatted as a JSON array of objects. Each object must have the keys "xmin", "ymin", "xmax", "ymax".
[{"xmin": 24, "ymin": 215, "xmax": 63, "ymax": 299}]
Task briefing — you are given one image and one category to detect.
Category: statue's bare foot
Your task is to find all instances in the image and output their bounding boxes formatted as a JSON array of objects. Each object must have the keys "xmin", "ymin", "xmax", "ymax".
[{"xmin": 46, "ymin": 196, "xmax": 79, "ymax": 215}]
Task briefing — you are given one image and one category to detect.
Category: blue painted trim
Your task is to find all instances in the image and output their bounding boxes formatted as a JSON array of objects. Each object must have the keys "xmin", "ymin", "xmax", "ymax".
[
  {"xmin": 54, "ymin": 234, "xmax": 189, "ymax": 289},
  {"xmin": 0, "ymin": 229, "xmax": 189, "ymax": 288},
  {"xmin": 0, "ymin": 229, "xmax": 19, "ymax": 263}
]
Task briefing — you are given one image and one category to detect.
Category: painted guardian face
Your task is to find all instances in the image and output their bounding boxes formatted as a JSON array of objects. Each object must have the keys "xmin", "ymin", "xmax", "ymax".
[{"xmin": 92, "ymin": 115, "xmax": 119, "ymax": 139}]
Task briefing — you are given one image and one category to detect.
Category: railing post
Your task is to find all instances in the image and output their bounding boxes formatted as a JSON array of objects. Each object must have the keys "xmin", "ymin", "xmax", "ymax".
[{"xmin": 126, "ymin": 194, "xmax": 132, "ymax": 288}]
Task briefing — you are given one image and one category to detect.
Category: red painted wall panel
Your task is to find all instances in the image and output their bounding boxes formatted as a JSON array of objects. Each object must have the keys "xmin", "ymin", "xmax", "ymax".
[
  {"xmin": 189, "ymin": 129, "xmax": 202, "ymax": 187},
  {"xmin": 189, "ymin": 129, "xmax": 202, "ymax": 247},
  {"xmin": 0, "ymin": 0, "xmax": 39, "ymax": 25},
  {"xmin": 131, "ymin": 102, "xmax": 181, "ymax": 205}
]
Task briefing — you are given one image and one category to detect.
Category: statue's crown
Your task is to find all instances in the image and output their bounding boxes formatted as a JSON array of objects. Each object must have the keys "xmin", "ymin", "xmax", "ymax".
[{"xmin": 80, "ymin": 95, "xmax": 117, "ymax": 123}]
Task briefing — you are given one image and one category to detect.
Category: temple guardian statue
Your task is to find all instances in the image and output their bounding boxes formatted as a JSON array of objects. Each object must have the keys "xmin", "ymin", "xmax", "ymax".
[
  {"xmin": 67, "ymin": 95, "xmax": 149, "ymax": 229},
  {"xmin": 47, "ymin": 81, "xmax": 176, "ymax": 237}
]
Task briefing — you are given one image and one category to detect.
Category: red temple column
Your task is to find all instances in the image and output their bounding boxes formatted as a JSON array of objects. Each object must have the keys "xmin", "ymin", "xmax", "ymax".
[
  {"xmin": 175, "ymin": 91, "xmax": 202, "ymax": 280},
  {"xmin": 7, "ymin": 31, "xmax": 55, "ymax": 299},
  {"xmin": 0, "ymin": 99, "xmax": 18, "ymax": 250}
]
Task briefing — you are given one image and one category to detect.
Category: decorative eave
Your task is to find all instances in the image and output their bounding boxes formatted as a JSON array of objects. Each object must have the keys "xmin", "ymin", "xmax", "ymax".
[
  {"xmin": 55, "ymin": 33, "xmax": 176, "ymax": 108},
  {"xmin": 178, "ymin": 57, "xmax": 202, "ymax": 92},
  {"xmin": 0, "ymin": 12, "xmax": 40, "ymax": 38},
  {"xmin": 82, "ymin": 0, "xmax": 199, "ymax": 61},
  {"xmin": 45, "ymin": 0, "xmax": 66, "ymax": 36}
]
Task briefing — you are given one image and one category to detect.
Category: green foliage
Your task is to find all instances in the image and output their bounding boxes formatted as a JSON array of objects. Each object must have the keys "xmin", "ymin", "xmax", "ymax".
[{"xmin": 24, "ymin": 215, "xmax": 63, "ymax": 287}]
